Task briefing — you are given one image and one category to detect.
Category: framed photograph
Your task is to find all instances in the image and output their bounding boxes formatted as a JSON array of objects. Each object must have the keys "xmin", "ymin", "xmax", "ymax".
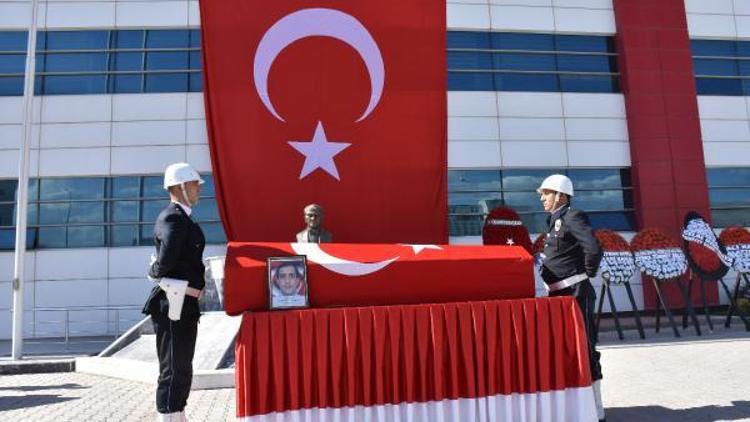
[{"xmin": 268, "ymin": 256, "xmax": 309, "ymax": 310}]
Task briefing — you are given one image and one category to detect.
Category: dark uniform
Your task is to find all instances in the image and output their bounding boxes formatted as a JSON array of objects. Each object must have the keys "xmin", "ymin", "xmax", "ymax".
[
  {"xmin": 541, "ymin": 203, "xmax": 603, "ymax": 381},
  {"xmin": 143, "ymin": 202, "xmax": 205, "ymax": 415}
]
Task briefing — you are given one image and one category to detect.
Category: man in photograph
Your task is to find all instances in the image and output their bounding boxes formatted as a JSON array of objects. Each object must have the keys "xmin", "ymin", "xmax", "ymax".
[{"xmin": 271, "ymin": 261, "xmax": 307, "ymax": 307}]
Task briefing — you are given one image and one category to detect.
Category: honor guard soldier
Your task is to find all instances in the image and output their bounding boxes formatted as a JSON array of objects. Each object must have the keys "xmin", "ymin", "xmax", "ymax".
[
  {"xmin": 143, "ymin": 162, "xmax": 206, "ymax": 422},
  {"xmin": 537, "ymin": 174, "xmax": 605, "ymax": 421}
]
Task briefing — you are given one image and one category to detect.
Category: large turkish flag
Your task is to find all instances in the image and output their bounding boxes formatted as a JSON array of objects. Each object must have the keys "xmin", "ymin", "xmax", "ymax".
[{"xmin": 199, "ymin": 1, "xmax": 447, "ymax": 243}]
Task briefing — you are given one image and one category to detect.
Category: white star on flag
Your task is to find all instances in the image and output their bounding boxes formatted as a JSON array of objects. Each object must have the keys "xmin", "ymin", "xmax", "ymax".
[
  {"xmin": 288, "ymin": 121, "xmax": 351, "ymax": 180},
  {"xmin": 403, "ymin": 244, "xmax": 442, "ymax": 254},
  {"xmin": 506, "ymin": 238, "xmax": 515, "ymax": 246}
]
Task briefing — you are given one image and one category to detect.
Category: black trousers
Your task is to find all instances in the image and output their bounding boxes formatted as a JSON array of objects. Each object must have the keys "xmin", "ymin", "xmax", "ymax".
[
  {"xmin": 550, "ymin": 279, "xmax": 603, "ymax": 381},
  {"xmin": 152, "ymin": 313, "xmax": 198, "ymax": 413}
]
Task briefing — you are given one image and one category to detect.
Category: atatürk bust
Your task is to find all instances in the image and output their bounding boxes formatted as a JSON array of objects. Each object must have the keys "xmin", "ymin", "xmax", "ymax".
[{"xmin": 296, "ymin": 204, "xmax": 332, "ymax": 243}]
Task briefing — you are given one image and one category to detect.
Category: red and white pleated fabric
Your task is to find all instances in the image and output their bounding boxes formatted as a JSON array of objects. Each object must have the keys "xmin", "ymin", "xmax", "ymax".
[{"xmin": 235, "ymin": 297, "xmax": 597, "ymax": 421}]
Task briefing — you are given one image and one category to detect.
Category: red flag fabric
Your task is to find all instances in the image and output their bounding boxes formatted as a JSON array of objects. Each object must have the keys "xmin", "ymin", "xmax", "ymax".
[
  {"xmin": 235, "ymin": 297, "xmax": 597, "ymax": 420},
  {"xmin": 223, "ymin": 242, "xmax": 535, "ymax": 314},
  {"xmin": 199, "ymin": 1, "xmax": 447, "ymax": 243}
]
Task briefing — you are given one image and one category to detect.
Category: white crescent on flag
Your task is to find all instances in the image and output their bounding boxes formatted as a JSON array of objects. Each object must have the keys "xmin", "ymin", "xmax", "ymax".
[{"xmin": 291, "ymin": 243, "xmax": 399, "ymax": 276}]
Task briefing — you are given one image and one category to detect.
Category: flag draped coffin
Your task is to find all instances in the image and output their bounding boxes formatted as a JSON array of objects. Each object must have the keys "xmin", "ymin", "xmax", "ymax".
[
  {"xmin": 223, "ymin": 242, "xmax": 535, "ymax": 314},
  {"xmin": 198, "ymin": 0, "xmax": 447, "ymax": 243}
]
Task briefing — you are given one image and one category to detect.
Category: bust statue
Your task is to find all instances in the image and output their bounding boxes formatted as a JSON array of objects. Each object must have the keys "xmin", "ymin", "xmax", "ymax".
[{"xmin": 296, "ymin": 203, "xmax": 332, "ymax": 243}]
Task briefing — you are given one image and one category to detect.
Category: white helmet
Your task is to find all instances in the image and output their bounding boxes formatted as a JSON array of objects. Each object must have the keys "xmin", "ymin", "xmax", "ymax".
[
  {"xmin": 537, "ymin": 174, "xmax": 574, "ymax": 197},
  {"xmin": 163, "ymin": 162, "xmax": 205, "ymax": 190}
]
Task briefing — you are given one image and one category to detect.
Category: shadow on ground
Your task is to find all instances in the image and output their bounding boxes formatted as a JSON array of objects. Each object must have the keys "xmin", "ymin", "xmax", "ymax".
[
  {"xmin": 0, "ymin": 383, "xmax": 87, "ymax": 392},
  {"xmin": 607, "ymin": 400, "xmax": 750, "ymax": 422},
  {"xmin": 0, "ymin": 395, "xmax": 78, "ymax": 411}
]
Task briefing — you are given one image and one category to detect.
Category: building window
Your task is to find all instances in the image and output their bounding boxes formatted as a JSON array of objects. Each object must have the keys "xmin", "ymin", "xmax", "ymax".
[
  {"xmin": 448, "ymin": 168, "xmax": 635, "ymax": 236},
  {"xmin": 692, "ymin": 39, "xmax": 750, "ymax": 96},
  {"xmin": 448, "ymin": 32, "xmax": 620, "ymax": 93},
  {"xmin": 0, "ymin": 175, "xmax": 225, "ymax": 250},
  {"xmin": 707, "ymin": 168, "xmax": 750, "ymax": 227},
  {"xmin": 0, "ymin": 29, "xmax": 202, "ymax": 96}
]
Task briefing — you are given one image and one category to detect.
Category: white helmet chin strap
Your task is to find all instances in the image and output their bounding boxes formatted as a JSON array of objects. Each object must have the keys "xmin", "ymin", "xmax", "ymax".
[{"xmin": 179, "ymin": 182, "xmax": 193, "ymax": 208}]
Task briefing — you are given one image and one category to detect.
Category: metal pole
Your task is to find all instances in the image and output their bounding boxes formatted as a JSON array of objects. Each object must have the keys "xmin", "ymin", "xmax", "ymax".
[{"xmin": 11, "ymin": 0, "xmax": 40, "ymax": 360}]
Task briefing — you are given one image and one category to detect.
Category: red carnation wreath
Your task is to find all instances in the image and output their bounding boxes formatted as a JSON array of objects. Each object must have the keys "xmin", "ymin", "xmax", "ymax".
[
  {"xmin": 595, "ymin": 229, "xmax": 635, "ymax": 284},
  {"xmin": 681, "ymin": 211, "xmax": 730, "ymax": 281},
  {"xmin": 720, "ymin": 226, "xmax": 750, "ymax": 273},
  {"xmin": 482, "ymin": 206, "xmax": 532, "ymax": 254},
  {"xmin": 631, "ymin": 228, "xmax": 687, "ymax": 280}
]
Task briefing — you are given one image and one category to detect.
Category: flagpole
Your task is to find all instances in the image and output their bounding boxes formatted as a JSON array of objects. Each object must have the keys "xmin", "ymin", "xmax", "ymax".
[{"xmin": 12, "ymin": 0, "xmax": 40, "ymax": 361}]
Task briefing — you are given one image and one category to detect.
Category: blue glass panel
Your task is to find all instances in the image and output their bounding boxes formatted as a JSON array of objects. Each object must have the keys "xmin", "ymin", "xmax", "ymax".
[
  {"xmin": 447, "ymin": 31, "xmax": 490, "ymax": 49},
  {"xmin": 556, "ymin": 35, "xmax": 614, "ymax": 53},
  {"xmin": 189, "ymin": 72, "xmax": 203, "ymax": 92},
  {"xmin": 691, "ymin": 40, "xmax": 736, "ymax": 57},
  {"xmin": 112, "ymin": 201, "xmax": 138, "ymax": 222},
  {"xmin": 448, "ymin": 51, "xmax": 492, "ymax": 70},
  {"xmin": 44, "ymin": 52, "xmax": 108, "ymax": 72},
  {"xmin": 202, "ymin": 222, "xmax": 226, "ymax": 244},
  {"xmin": 0, "ymin": 180, "xmax": 15, "ymax": 202},
  {"xmin": 27, "ymin": 204, "xmax": 37, "ymax": 225},
  {"xmin": 113, "ymin": 52, "xmax": 143, "ymax": 71},
  {"xmin": 567, "ymin": 169, "xmax": 625, "ymax": 189},
  {"xmin": 737, "ymin": 60, "xmax": 750, "ymax": 76},
  {"xmin": 449, "ymin": 214, "xmax": 483, "ymax": 236},
  {"xmin": 0, "ymin": 203, "xmax": 13, "ymax": 226},
  {"xmin": 447, "ymin": 72, "xmax": 494, "ymax": 90},
  {"xmin": 39, "ymin": 203, "xmax": 70, "ymax": 224},
  {"xmin": 145, "ymin": 73, "xmax": 188, "ymax": 92},
  {"xmin": 0, "ymin": 54, "xmax": 25, "ymax": 73},
  {"xmin": 557, "ymin": 54, "xmax": 615, "ymax": 72},
  {"xmin": 520, "ymin": 213, "xmax": 548, "ymax": 234},
  {"xmin": 40, "ymin": 178, "xmax": 105, "ymax": 200},
  {"xmin": 503, "ymin": 169, "xmax": 564, "ymax": 191},
  {"xmin": 0, "ymin": 228, "xmax": 35, "ymax": 250},
  {"xmin": 42, "ymin": 75, "xmax": 107, "ymax": 95},
  {"xmin": 449, "ymin": 192, "xmax": 503, "ymax": 214},
  {"xmin": 709, "ymin": 188, "xmax": 750, "ymax": 207},
  {"xmin": 142, "ymin": 176, "xmax": 164, "ymax": 198},
  {"xmin": 141, "ymin": 200, "xmax": 169, "ymax": 222},
  {"xmin": 189, "ymin": 51, "xmax": 201, "ymax": 69},
  {"xmin": 67, "ymin": 202, "xmax": 104, "ymax": 223},
  {"xmin": 45, "ymin": 31, "xmax": 109, "ymax": 50},
  {"xmin": 201, "ymin": 175, "xmax": 216, "ymax": 196},
  {"xmin": 559, "ymin": 74, "xmax": 619, "ymax": 93},
  {"xmin": 114, "ymin": 30, "xmax": 144, "ymax": 48},
  {"xmin": 706, "ymin": 168, "xmax": 750, "ymax": 186},
  {"xmin": 140, "ymin": 224, "xmax": 154, "ymax": 245},
  {"xmin": 491, "ymin": 33, "xmax": 554, "ymax": 51},
  {"xmin": 712, "ymin": 208, "xmax": 750, "ymax": 227},
  {"xmin": 67, "ymin": 225, "xmax": 104, "ymax": 247},
  {"xmin": 0, "ymin": 76, "xmax": 23, "ymax": 95},
  {"xmin": 695, "ymin": 77, "xmax": 743, "ymax": 95},
  {"xmin": 503, "ymin": 192, "xmax": 541, "ymax": 213},
  {"xmin": 110, "ymin": 74, "xmax": 142, "ymax": 93},
  {"xmin": 189, "ymin": 30, "xmax": 201, "ymax": 48},
  {"xmin": 193, "ymin": 198, "xmax": 220, "ymax": 221},
  {"xmin": 111, "ymin": 177, "xmax": 140, "ymax": 198},
  {"xmin": 146, "ymin": 30, "xmax": 190, "ymax": 48},
  {"xmin": 146, "ymin": 51, "xmax": 189, "ymax": 70},
  {"xmin": 28, "ymin": 179, "xmax": 38, "ymax": 201},
  {"xmin": 448, "ymin": 170, "xmax": 502, "ymax": 192},
  {"xmin": 110, "ymin": 224, "xmax": 139, "ymax": 246},
  {"xmin": 693, "ymin": 58, "xmax": 738, "ymax": 76},
  {"xmin": 494, "ymin": 73, "xmax": 558, "ymax": 91},
  {"xmin": 0, "ymin": 31, "xmax": 28, "ymax": 51},
  {"xmin": 573, "ymin": 190, "xmax": 625, "ymax": 211},
  {"xmin": 37, "ymin": 226, "xmax": 66, "ymax": 248},
  {"xmin": 493, "ymin": 53, "xmax": 555, "ymax": 71},
  {"xmin": 588, "ymin": 211, "xmax": 636, "ymax": 231}
]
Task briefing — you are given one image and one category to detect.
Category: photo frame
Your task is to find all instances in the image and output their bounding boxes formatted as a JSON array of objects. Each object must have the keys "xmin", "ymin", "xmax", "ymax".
[{"xmin": 267, "ymin": 255, "xmax": 309, "ymax": 310}]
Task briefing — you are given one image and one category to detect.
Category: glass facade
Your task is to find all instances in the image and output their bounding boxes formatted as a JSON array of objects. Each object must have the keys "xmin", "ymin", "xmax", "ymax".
[
  {"xmin": 0, "ymin": 29, "xmax": 619, "ymax": 95},
  {"xmin": 0, "ymin": 29, "xmax": 202, "ymax": 96},
  {"xmin": 0, "ymin": 175, "xmax": 225, "ymax": 250},
  {"xmin": 448, "ymin": 168, "xmax": 635, "ymax": 235},
  {"xmin": 692, "ymin": 39, "xmax": 750, "ymax": 95},
  {"xmin": 707, "ymin": 168, "xmax": 750, "ymax": 227},
  {"xmin": 447, "ymin": 32, "xmax": 619, "ymax": 92}
]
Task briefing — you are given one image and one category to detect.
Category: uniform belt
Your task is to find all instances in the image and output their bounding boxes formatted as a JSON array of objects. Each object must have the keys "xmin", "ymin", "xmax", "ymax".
[
  {"xmin": 185, "ymin": 287, "xmax": 202, "ymax": 298},
  {"xmin": 547, "ymin": 273, "xmax": 588, "ymax": 292}
]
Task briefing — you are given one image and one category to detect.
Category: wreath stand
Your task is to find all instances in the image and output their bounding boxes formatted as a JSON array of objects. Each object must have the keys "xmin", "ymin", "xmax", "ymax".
[
  {"xmin": 723, "ymin": 272, "xmax": 750, "ymax": 330},
  {"xmin": 595, "ymin": 278, "xmax": 645, "ymax": 340}
]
